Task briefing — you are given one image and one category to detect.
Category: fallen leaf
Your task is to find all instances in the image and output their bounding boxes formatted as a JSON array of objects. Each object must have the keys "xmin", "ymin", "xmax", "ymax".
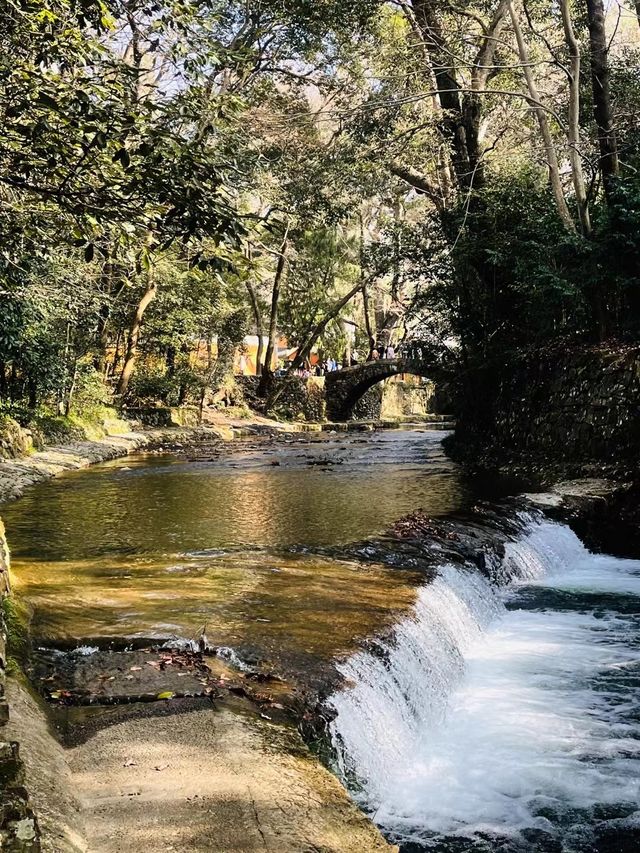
[
  {"xmin": 155, "ymin": 764, "xmax": 169, "ymax": 772},
  {"xmin": 156, "ymin": 691, "xmax": 175, "ymax": 700}
]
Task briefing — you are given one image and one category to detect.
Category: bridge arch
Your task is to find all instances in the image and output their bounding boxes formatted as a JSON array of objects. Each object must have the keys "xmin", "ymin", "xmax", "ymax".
[{"xmin": 324, "ymin": 357, "xmax": 435, "ymax": 421}]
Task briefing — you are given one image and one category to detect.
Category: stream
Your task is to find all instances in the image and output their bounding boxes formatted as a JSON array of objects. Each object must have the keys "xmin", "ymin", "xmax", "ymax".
[
  {"xmin": 3, "ymin": 428, "xmax": 640, "ymax": 852},
  {"xmin": 3, "ymin": 429, "xmax": 466, "ymax": 685}
]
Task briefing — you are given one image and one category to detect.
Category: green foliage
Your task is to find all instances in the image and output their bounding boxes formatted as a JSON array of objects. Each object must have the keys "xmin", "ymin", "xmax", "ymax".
[{"xmin": 2, "ymin": 0, "xmax": 640, "ymax": 423}]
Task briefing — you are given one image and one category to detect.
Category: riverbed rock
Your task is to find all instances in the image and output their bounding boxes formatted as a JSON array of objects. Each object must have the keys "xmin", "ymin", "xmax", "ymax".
[{"xmin": 6, "ymin": 679, "xmax": 396, "ymax": 853}]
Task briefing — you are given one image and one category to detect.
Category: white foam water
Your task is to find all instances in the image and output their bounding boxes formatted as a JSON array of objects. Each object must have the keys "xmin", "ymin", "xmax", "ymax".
[{"xmin": 328, "ymin": 520, "xmax": 640, "ymax": 850}]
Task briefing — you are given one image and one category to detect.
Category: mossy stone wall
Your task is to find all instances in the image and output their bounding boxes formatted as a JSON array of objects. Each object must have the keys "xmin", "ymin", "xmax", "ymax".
[
  {"xmin": 450, "ymin": 343, "xmax": 640, "ymax": 480},
  {"xmin": 0, "ymin": 519, "xmax": 40, "ymax": 850}
]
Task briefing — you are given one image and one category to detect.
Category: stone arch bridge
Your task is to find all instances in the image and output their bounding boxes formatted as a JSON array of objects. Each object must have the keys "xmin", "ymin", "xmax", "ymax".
[{"xmin": 324, "ymin": 347, "xmax": 448, "ymax": 421}]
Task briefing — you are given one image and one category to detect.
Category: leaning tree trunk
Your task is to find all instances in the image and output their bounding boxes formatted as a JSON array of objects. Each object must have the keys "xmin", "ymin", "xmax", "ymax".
[
  {"xmin": 116, "ymin": 271, "xmax": 157, "ymax": 397},
  {"xmin": 268, "ymin": 280, "xmax": 365, "ymax": 413},
  {"xmin": 358, "ymin": 215, "xmax": 376, "ymax": 357},
  {"xmin": 560, "ymin": 0, "xmax": 592, "ymax": 237},
  {"xmin": 585, "ymin": 0, "xmax": 619, "ymax": 199},
  {"xmin": 94, "ymin": 253, "xmax": 114, "ymax": 374},
  {"xmin": 266, "ymin": 281, "xmax": 365, "ymax": 411},
  {"xmin": 258, "ymin": 238, "xmax": 288, "ymax": 397},
  {"xmin": 509, "ymin": 2, "xmax": 576, "ymax": 233},
  {"xmin": 362, "ymin": 283, "xmax": 376, "ymax": 358}
]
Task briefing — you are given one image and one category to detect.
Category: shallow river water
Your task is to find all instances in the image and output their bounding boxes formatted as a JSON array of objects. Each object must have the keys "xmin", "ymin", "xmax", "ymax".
[
  {"xmin": 4, "ymin": 428, "xmax": 640, "ymax": 853},
  {"xmin": 3, "ymin": 429, "xmax": 465, "ymax": 680}
]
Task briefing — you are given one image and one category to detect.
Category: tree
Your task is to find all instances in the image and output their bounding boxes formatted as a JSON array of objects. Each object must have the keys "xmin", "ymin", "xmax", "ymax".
[{"xmin": 585, "ymin": 0, "xmax": 620, "ymax": 197}]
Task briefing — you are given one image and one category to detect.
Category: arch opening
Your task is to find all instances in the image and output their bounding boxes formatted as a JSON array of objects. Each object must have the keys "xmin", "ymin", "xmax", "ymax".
[{"xmin": 324, "ymin": 359, "xmax": 436, "ymax": 422}]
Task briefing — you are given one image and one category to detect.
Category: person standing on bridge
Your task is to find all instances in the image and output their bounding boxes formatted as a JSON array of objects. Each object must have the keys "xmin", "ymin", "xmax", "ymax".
[{"xmin": 385, "ymin": 344, "xmax": 395, "ymax": 360}]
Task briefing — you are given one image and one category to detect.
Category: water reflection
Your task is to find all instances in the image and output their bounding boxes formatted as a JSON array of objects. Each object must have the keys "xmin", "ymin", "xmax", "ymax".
[{"xmin": 4, "ymin": 429, "xmax": 468, "ymax": 675}]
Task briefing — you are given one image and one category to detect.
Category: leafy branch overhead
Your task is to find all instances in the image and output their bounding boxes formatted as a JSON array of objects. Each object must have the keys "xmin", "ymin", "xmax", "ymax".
[{"xmin": 0, "ymin": 0, "xmax": 639, "ymax": 416}]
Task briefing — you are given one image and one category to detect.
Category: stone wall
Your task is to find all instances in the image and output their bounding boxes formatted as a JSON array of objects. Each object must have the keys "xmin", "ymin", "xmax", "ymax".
[
  {"xmin": 0, "ymin": 518, "xmax": 40, "ymax": 850},
  {"xmin": 0, "ymin": 419, "xmax": 36, "ymax": 461},
  {"xmin": 380, "ymin": 380, "xmax": 435, "ymax": 420},
  {"xmin": 350, "ymin": 385, "xmax": 383, "ymax": 420},
  {"xmin": 238, "ymin": 376, "xmax": 326, "ymax": 422},
  {"xmin": 449, "ymin": 343, "xmax": 640, "ymax": 481},
  {"xmin": 351, "ymin": 380, "xmax": 436, "ymax": 422},
  {"xmin": 122, "ymin": 406, "xmax": 202, "ymax": 428}
]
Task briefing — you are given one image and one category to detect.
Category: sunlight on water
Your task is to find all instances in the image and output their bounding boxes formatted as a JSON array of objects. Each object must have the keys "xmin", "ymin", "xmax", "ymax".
[
  {"xmin": 329, "ymin": 521, "xmax": 640, "ymax": 851},
  {"xmin": 4, "ymin": 431, "xmax": 456, "ymax": 686}
]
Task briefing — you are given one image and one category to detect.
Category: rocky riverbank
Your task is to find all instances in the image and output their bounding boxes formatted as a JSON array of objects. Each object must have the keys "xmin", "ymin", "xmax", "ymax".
[
  {"xmin": 0, "ymin": 425, "xmax": 233, "ymax": 505},
  {"xmin": 447, "ymin": 342, "xmax": 640, "ymax": 486}
]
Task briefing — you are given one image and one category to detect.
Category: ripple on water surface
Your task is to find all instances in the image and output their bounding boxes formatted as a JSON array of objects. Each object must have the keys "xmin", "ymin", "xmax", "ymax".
[
  {"xmin": 5, "ymin": 429, "xmax": 464, "ymax": 557},
  {"xmin": 3, "ymin": 429, "xmax": 460, "ymax": 683}
]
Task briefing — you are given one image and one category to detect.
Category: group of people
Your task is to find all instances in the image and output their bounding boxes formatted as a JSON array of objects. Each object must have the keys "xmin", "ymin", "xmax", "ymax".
[
  {"xmin": 293, "ymin": 343, "xmax": 398, "ymax": 377},
  {"xmin": 285, "ymin": 342, "xmax": 399, "ymax": 378},
  {"xmin": 369, "ymin": 343, "xmax": 396, "ymax": 361}
]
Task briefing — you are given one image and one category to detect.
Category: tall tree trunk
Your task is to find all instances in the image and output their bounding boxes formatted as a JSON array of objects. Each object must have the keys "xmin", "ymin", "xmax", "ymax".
[
  {"xmin": 509, "ymin": 2, "xmax": 576, "ymax": 233},
  {"xmin": 585, "ymin": 0, "xmax": 619, "ymax": 198},
  {"xmin": 560, "ymin": 0, "xmax": 592, "ymax": 237},
  {"xmin": 108, "ymin": 328, "xmax": 123, "ymax": 379},
  {"xmin": 635, "ymin": 0, "xmax": 640, "ymax": 30},
  {"xmin": 359, "ymin": 214, "xmax": 376, "ymax": 358},
  {"xmin": 27, "ymin": 375, "xmax": 37, "ymax": 410},
  {"xmin": 362, "ymin": 283, "xmax": 375, "ymax": 359},
  {"xmin": 64, "ymin": 359, "xmax": 79, "ymax": 416},
  {"xmin": 266, "ymin": 280, "xmax": 365, "ymax": 411},
  {"xmin": 166, "ymin": 345, "xmax": 177, "ymax": 376},
  {"xmin": 94, "ymin": 253, "xmax": 114, "ymax": 374},
  {"xmin": 177, "ymin": 341, "xmax": 190, "ymax": 405},
  {"xmin": 116, "ymin": 271, "xmax": 157, "ymax": 397},
  {"xmin": 411, "ymin": 0, "xmax": 510, "ymax": 191},
  {"xmin": 245, "ymin": 281, "xmax": 265, "ymax": 376},
  {"xmin": 95, "ymin": 252, "xmax": 127, "ymax": 377},
  {"xmin": 9, "ymin": 362, "xmax": 17, "ymax": 402},
  {"xmin": 258, "ymin": 236, "xmax": 288, "ymax": 397}
]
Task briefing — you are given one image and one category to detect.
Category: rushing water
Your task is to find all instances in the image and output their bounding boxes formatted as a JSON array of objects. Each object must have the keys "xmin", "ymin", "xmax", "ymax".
[{"xmin": 328, "ymin": 520, "xmax": 640, "ymax": 852}]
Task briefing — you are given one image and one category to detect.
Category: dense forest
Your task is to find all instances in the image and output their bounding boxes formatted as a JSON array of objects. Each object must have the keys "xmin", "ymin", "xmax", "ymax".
[{"xmin": 1, "ymin": 0, "xmax": 639, "ymax": 428}]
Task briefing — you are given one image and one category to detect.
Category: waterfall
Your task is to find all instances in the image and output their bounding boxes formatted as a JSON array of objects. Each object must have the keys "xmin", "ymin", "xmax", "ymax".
[{"xmin": 328, "ymin": 519, "xmax": 640, "ymax": 849}]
